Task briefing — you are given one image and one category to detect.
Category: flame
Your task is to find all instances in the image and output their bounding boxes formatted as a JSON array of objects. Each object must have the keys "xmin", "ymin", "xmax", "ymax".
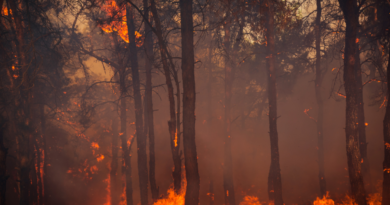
[
  {"xmin": 97, "ymin": 155, "xmax": 105, "ymax": 162},
  {"xmin": 2, "ymin": 6, "xmax": 11, "ymax": 16},
  {"xmin": 104, "ymin": 174, "xmax": 111, "ymax": 205},
  {"xmin": 153, "ymin": 180, "xmax": 186, "ymax": 205},
  {"xmin": 239, "ymin": 196, "xmax": 262, "ymax": 205},
  {"xmin": 174, "ymin": 131, "xmax": 178, "ymax": 147},
  {"xmin": 313, "ymin": 193, "xmax": 335, "ymax": 205},
  {"xmin": 99, "ymin": 0, "xmax": 143, "ymax": 46},
  {"xmin": 311, "ymin": 192, "xmax": 382, "ymax": 205},
  {"xmin": 91, "ymin": 142, "xmax": 100, "ymax": 149}
]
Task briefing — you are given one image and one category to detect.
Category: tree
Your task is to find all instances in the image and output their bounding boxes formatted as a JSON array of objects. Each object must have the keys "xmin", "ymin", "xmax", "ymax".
[
  {"xmin": 142, "ymin": 0, "xmax": 159, "ymax": 201},
  {"xmin": 314, "ymin": 0, "xmax": 326, "ymax": 197},
  {"xmin": 126, "ymin": 4, "xmax": 149, "ymax": 205},
  {"xmin": 263, "ymin": 0, "xmax": 283, "ymax": 204},
  {"xmin": 180, "ymin": 0, "xmax": 200, "ymax": 205},
  {"xmin": 338, "ymin": 0, "xmax": 367, "ymax": 204}
]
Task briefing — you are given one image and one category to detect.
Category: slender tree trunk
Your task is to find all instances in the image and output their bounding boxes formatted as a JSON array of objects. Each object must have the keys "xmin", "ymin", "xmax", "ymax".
[
  {"xmin": 382, "ymin": 43, "xmax": 390, "ymax": 205},
  {"xmin": 30, "ymin": 143, "xmax": 38, "ymax": 205},
  {"xmin": 180, "ymin": 1, "xmax": 200, "ymax": 205},
  {"xmin": 34, "ymin": 139, "xmax": 42, "ymax": 205},
  {"xmin": 126, "ymin": 5, "xmax": 149, "ymax": 205},
  {"xmin": 111, "ymin": 117, "xmax": 120, "ymax": 205},
  {"xmin": 338, "ymin": 0, "xmax": 367, "ymax": 204},
  {"xmin": 9, "ymin": 1, "xmax": 32, "ymax": 204},
  {"xmin": 119, "ymin": 66, "xmax": 133, "ymax": 205},
  {"xmin": 0, "ymin": 121, "xmax": 7, "ymax": 205},
  {"xmin": 264, "ymin": 1, "xmax": 283, "ymax": 204},
  {"xmin": 223, "ymin": 18, "xmax": 236, "ymax": 205},
  {"xmin": 150, "ymin": 0, "xmax": 182, "ymax": 193},
  {"xmin": 207, "ymin": 45, "xmax": 214, "ymax": 205},
  {"xmin": 315, "ymin": 0, "xmax": 326, "ymax": 197},
  {"xmin": 40, "ymin": 105, "xmax": 49, "ymax": 205},
  {"xmin": 142, "ymin": 0, "xmax": 159, "ymax": 201},
  {"xmin": 355, "ymin": 42, "xmax": 371, "ymax": 192}
]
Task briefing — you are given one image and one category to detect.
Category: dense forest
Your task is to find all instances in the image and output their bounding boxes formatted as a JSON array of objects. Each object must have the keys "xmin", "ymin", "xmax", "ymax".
[{"xmin": 0, "ymin": 0, "xmax": 390, "ymax": 204}]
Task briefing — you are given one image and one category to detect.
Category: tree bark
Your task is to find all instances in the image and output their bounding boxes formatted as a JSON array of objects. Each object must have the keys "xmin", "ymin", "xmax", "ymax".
[
  {"xmin": 142, "ymin": 0, "xmax": 159, "ymax": 201},
  {"xmin": 180, "ymin": 1, "xmax": 200, "ymax": 205},
  {"xmin": 126, "ymin": 5, "xmax": 149, "ymax": 205},
  {"xmin": 264, "ymin": 1, "xmax": 283, "ymax": 204},
  {"xmin": 150, "ymin": 0, "xmax": 182, "ymax": 193},
  {"xmin": 338, "ymin": 0, "xmax": 367, "ymax": 204},
  {"xmin": 111, "ymin": 117, "xmax": 120, "ymax": 205},
  {"xmin": 315, "ymin": 0, "xmax": 326, "ymax": 197},
  {"xmin": 355, "ymin": 41, "xmax": 371, "ymax": 192},
  {"xmin": 382, "ymin": 43, "xmax": 390, "ymax": 205},
  {"xmin": 119, "ymin": 66, "xmax": 133, "ymax": 205},
  {"xmin": 0, "ymin": 120, "xmax": 7, "ymax": 205},
  {"xmin": 223, "ymin": 18, "xmax": 236, "ymax": 205}
]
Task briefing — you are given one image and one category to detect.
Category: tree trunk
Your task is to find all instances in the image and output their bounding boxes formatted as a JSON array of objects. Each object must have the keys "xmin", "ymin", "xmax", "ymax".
[
  {"xmin": 111, "ymin": 117, "xmax": 120, "ymax": 205},
  {"xmin": 382, "ymin": 43, "xmax": 390, "ymax": 205},
  {"xmin": 315, "ymin": 0, "xmax": 326, "ymax": 197},
  {"xmin": 0, "ymin": 120, "xmax": 7, "ymax": 205},
  {"xmin": 150, "ymin": 0, "xmax": 182, "ymax": 193},
  {"xmin": 9, "ymin": 1, "xmax": 32, "ymax": 204},
  {"xmin": 338, "ymin": 0, "xmax": 367, "ymax": 204},
  {"xmin": 355, "ymin": 41, "xmax": 371, "ymax": 192},
  {"xmin": 223, "ymin": 18, "xmax": 236, "ymax": 205},
  {"xmin": 264, "ymin": 1, "xmax": 283, "ymax": 204},
  {"xmin": 119, "ymin": 66, "xmax": 133, "ymax": 205},
  {"xmin": 34, "ymin": 139, "xmax": 42, "ymax": 205},
  {"xmin": 40, "ymin": 105, "xmax": 49, "ymax": 205},
  {"xmin": 126, "ymin": 5, "xmax": 149, "ymax": 205},
  {"xmin": 180, "ymin": 1, "xmax": 200, "ymax": 205},
  {"xmin": 142, "ymin": 0, "xmax": 159, "ymax": 201}
]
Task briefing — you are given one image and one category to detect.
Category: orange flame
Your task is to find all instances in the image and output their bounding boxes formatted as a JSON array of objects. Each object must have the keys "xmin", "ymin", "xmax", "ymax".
[
  {"xmin": 99, "ymin": 0, "xmax": 143, "ymax": 46},
  {"xmin": 313, "ymin": 193, "xmax": 335, "ymax": 205},
  {"xmin": 153, "ymin": 180, "xmax": 186, "ymax": 205},
  {"xmin": 239, "ymin": 196, "xmax": 262, "ymax": 205}
]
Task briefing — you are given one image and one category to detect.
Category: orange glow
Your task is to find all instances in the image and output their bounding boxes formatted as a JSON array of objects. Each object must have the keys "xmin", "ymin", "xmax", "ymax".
[
  {"xmin": 174, "ymin": 131, "xmax": 178, "ymax": 147},
  {"xmin": 2, "ymin": 6, "xmax": 10, "ymax": 16},
  {"xmin": 104, "ymin": 174, "xmax": 111, "ymax": 205},
  {"xmin": 313, "ymin": 193, "xmax": 335, "ymax": 205},
  {"xmin": 239, "ymin": 196, "xmax": 262, "ymax": 205},
  {"xmin": 99, "ymin": 0, "xmax": 143, "ymax": 46},
  {"xmin": 337, "ymin": 92, "xmax": 346, "ymax": 98},
  {"xmin": 311, "ymin": 192, "xmax": 382, "ymax": 205},
  {"xmin": 153, "ymin": 180, "xmax": 186, "ymax": 205},
  {"xmin": 91, "ymin": 142, "xmax": 100, "ymax": 149},
  {"xmin": 97, "ymin": 155, "xmax": 105, "ymax": 162}
]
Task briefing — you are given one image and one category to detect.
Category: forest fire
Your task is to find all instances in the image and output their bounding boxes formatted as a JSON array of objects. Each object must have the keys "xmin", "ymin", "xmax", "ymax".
[
  {"xmin": 1, "ymin": 0, "xmax": 390, "ymax": 205},
  {"xmin": 99, "ymin": 0, "xmax": 143, "ymax": 46}
]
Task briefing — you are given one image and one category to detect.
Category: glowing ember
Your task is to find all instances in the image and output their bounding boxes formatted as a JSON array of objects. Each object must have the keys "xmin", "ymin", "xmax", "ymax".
[
  {"xmin": 174, "ymin": 131, "xmax": 178, "ymax": 147},
  {"xmin": 239, "ymin": 196, "xmax": 262, "ymax": 205},
  {"xmin": 99, "ymin": 0, "xmax": 143, "ymax": 46}
]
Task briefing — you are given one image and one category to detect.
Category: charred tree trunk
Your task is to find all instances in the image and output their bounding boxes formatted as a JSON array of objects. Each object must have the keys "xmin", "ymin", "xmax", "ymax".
[
  {"xmin": 315, "ymin": 0, "xmax": 326, "ymax": 197},
  {"xmin": 40, "ymin": 104, "xmax": 49, "ymax": 205},
  {"xmin": 111, "ymin": 117, "xmax": 120, "ymax": 205},
  {"xmin": 126, "ymin": 5, "xmax": 148, "ymax": 205},
  {"xmin": 30, "ymin": 143, "xmax": 38, "ymax": 205},
  {"xmin": 143, "ymin": 0, "xmax": 159, "ymax": 201},
  {"xmin": 180, "ymin": 1, "xmax": 200, "ymax": 205},
  {"xmin": 382, "ymin": 43, "xmax": 390, "ymax": 205},
  {"xmin": 355, "ymin": 42, "xmax": 371, "ymax": 192},
  {"xmin": 264, "ymin": 1, "xmax": 283, "ymax": 204},
  {"xmin": 34, "ymin": 138, "xmax": 42, "ymax": 205},
  {"xmin": 0, "ymin": 120, "xmax": 7, "ymax": 205},
  {"xmin": 150, "ymin": 0, "xmax": 182, "ymax": 193},
  {"xmin": 119, "ymin": 67, "xmax": 133, "ymax": 205},
  {"xmin": 9, "ymin": 1, "xmax": 32, "ymax": 204},
  {"xmin": 338, "ymin": 0, "xmax": 367, "ymax": 204},
  {"xmin": 223, "ymin": 19, "xmax": 236, "ymax": 205}
]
